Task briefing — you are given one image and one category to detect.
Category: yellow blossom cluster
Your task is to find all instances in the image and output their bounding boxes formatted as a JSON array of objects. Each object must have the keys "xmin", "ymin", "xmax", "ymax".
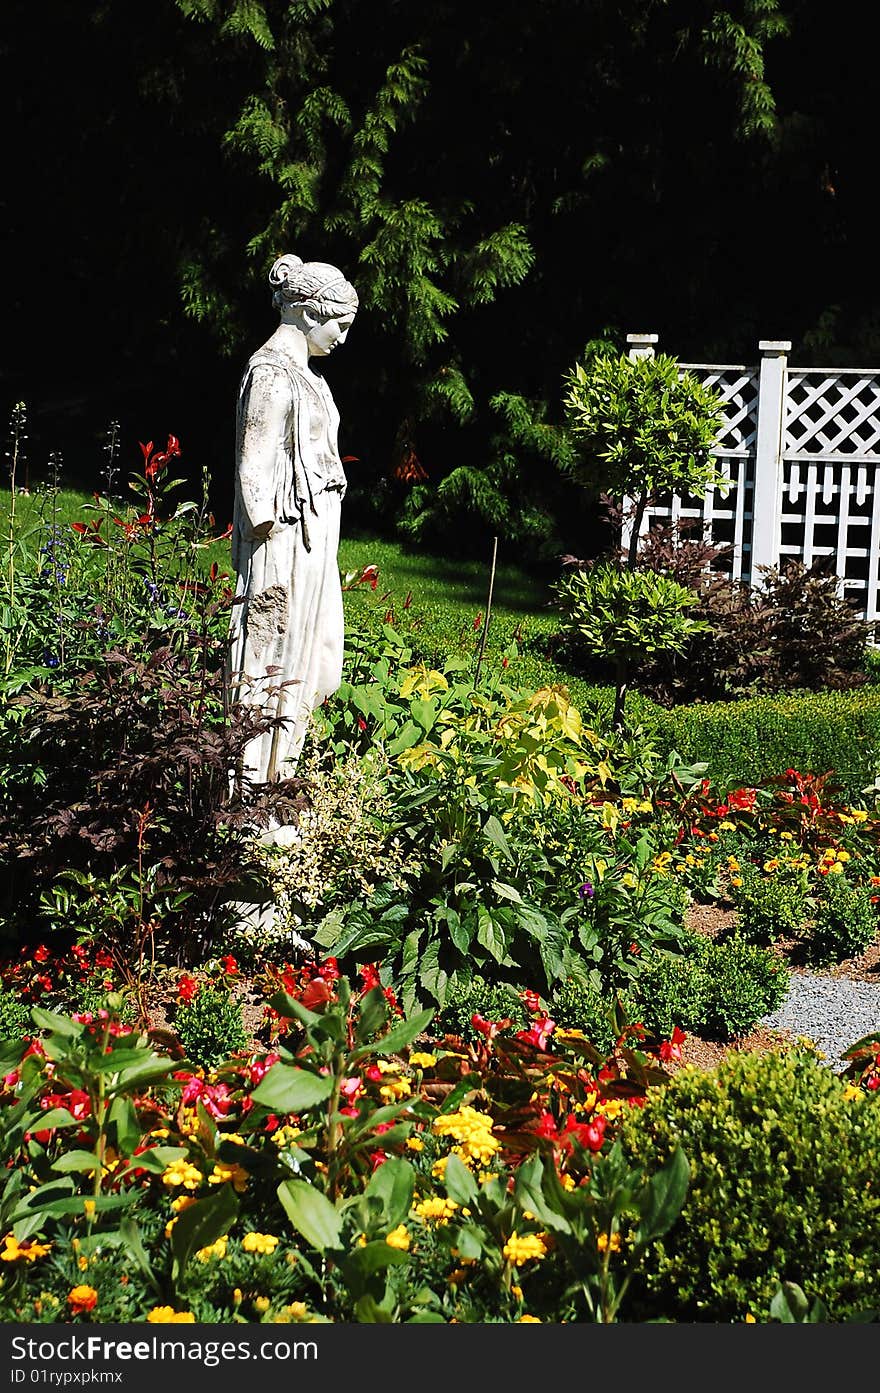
[
  {"xmin": 413, "ymin": 1196, "xmax": 459, "ymax": 1225},
  {"xmin": 502, "ymin": 1232, "xmax": 549, "ymax": 1266},
  {"xmin": 196, "ymin": 1236, "xmax": 228, "ymax": 1263},
  {"xmin": 161, "ymin": 1161, "xmax": 202, "ymax": 1191},
  {"xmin": 1, "ymin": 1235, "xmax": 51, "ymax": 1263},
  {"xmin": 385, "ymin": 1225, "xmax": 410, "ymax": 1251},
  {"xmin": 242, "ymin": 1232, "xmax": 280, "ymax": 1255},
  {"xmin": 209, "ymin": 1162, "xmax": 249, "ymax": 1193},
  {"xmin": 432, "ymin": 1106, "xmax": 500, "ymax": 1167},
  {"xmin": 147, "ymin": 1307, "xmax": 195, "ymax": 1323}
]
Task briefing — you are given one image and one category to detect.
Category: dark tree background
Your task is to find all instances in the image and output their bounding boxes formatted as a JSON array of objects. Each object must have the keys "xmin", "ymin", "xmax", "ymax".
[{"xmin": 3, "ymin": 0, "xmax": 878, "ymax": 559}]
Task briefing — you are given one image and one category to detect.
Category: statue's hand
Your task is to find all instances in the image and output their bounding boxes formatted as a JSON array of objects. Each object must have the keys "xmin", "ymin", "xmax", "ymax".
[{"xmin": 249, "ymin": 518, "xmax": 276, "ymax": 541}]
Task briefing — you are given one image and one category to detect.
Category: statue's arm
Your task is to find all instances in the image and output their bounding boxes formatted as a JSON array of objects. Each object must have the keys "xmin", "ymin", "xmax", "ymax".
[{"xmin": 237, "ymin": 364, "xmax": 292, "ymax": 540}]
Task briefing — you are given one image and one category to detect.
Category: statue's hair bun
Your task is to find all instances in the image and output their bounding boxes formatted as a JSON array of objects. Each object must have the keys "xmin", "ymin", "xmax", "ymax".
[{"xmin": 268, "ymin": 252, "xmax": 358, "ymax": 317}]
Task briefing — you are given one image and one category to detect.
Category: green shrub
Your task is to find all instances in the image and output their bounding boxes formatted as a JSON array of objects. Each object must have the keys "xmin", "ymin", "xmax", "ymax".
[
  {"xmin": 732, "ymin": 865, "xmax": 810, "ymax": 945},
  {"xmin": 174, "ymin": 985, "xmax": 249, "ymax": 1069},
  {"xmin": 808, "ymin": 876, "xmax": 878, "ymax": 964},
  {"xmin": 549, "ymin": 978, "xmax": 638, "ymax": 1054},
  {"xmin": 648, "ymin": 687, "xmax": 880, "ymax": 799},
  {"xmin": 620, "ymin": 1048, "xmax": 880, "ymax": 1320},
  {"xmin": 436, "ymin": 975, "xmax": 530, "ymax": 1041},
  {"xmin": 632, "ymin": 950, "xmax": 709, "ymax": 1039},
  {"xmin": 704, "ymin": 935, "xmax": 789, "ymax": 1036},
  {"xmin": 0, "ymin": 984, "xmax": 31, "ymax": 1040},
  {"xmin": 634, "ymin": 933, "xmax": 788, "ymax": 1039}
]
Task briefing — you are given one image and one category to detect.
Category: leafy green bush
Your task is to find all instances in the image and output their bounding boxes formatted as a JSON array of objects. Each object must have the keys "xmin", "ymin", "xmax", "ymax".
[
  {"xmin": 549, "ymin": 979, "xmax": 637, "ymax": 1054},
  {"xmin": 704, "ymin": 935, "xmax": 789, "ymax": 1036},
  {"xmin": 631, "ymin": 951, "xmax": 709, "ymax": 1039},
  {"xmin": 0, "ymin": 984, "xmax": 31, "ymax": 1040},
  {"xmin": 648, "ymin": 687, "xmax": 880, "ymax": 800},
  {"xmin": 732, "ymin": 865, "xmax": 810, "ymax": 945},
  {"xmin": 808, "ymin": 876, "xmax": 877, "ymax": 964},
  {"xmin": 174, "ymin": 985, "xmax": 249, "ymax": 1068},
  {"xmin": 436, "ymin": 975, "xmax": 530, "ymax": 1040},
  {"xmin": 634, "ymin": 933, "xmax": 788, "ymax": 1039},
  {"xmin": 621, "ymin": 1048, "xmax": 880, "ymax": 1320}
]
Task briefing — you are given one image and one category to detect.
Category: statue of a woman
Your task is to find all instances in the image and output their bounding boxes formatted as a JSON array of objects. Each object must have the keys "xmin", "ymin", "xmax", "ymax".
[{"xmin": 228, "ymin": 253, "xmax": 358, "ymax": 787}]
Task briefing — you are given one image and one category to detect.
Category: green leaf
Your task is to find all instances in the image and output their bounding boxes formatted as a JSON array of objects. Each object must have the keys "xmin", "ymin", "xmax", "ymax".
[
  {"xmin": 250, "ymin": 1064, "xmax": 334, "ymax": 1114},
  {"xmin": 277, "ymin": 1179, "xmax": 344, "ymax": 1253},
  {"xmin": 171, "ymin": 1183, "xmax": 239, "ymax": 1282},
  {"xmin": 455, "ymin": 1225, "xmax": 484, "ymax": 1261},
  {"xmin": 483, "ymin": 814, "xmax": 514, "ymax": 862},
  {"xmin": 636, "ymin": 1145, "xmax": 690, "ymax": 1245},
  {"xmin": 345, "ymin": 1240, "xmax": 411, "ymax": 1280},
  {"xmin": 119, "ymin": 1217, "xmax": 161, "ymax": 1297},
  {"xmin": 443, "ymin": 1153, "xmax": 478, "ymax": 1207},
  {"xmin": 108, "ymin": 1096, "xmax": 142, "ymax": 1156},
  {"xmin": 51, "ymin": 1150, "xmax": 100, "ymax": 1174},
  {"xmin": 513, "ymin": 1155, "xmax": 572, "ymax": 1235},
  {"xmin": 355, "ymin": 986, "xmax": 389, "ymax": 1044},
  {"xmin": 363, "ymin": 1157, "xmax": 414, "ymax": 1230},
  {"xmin": 355, "ymin": 1293, "xmax": 393, "ymax": 1323},
  {"xmin": 476, "ymin": 907, "xmax": 507, "ymax": 963},
  {"xmin": 770, "ymin": 1281, "xmax": 810, "ymax": 1323},
  {"xmin": 29, "ymin": 1008, "xmax": 83, "ymax": 1038},
  {"xmin": 349, "ymin": 1009, "xmax": 434, "ymax": 1063}
]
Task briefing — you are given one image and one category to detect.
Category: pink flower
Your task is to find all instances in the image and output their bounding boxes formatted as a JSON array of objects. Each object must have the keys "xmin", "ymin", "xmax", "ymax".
[{"xmin": 516, "ymin": 1017, "xmax": 556, "ymax": 1051}]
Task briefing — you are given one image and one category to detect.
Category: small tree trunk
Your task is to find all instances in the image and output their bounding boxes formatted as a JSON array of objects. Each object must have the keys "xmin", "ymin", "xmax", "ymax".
[
  {"xmin": 626, "ymin": 491, "xmax": 648, "ymax": 570},
  {"xmin": 613, "ymin": 658, "xmax": 628, "ymax": 728}
]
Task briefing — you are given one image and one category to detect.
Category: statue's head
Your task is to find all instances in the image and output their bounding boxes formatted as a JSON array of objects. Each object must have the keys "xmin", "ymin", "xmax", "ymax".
[{"xmin": 269, "ymin": 254, "xmax": 358, "ymax": 356}]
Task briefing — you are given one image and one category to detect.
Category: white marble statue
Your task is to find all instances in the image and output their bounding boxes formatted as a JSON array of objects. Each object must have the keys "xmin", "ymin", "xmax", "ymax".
[{"xmin": 228, "ymin": 253, "xmax": 358, "ymax": 788}]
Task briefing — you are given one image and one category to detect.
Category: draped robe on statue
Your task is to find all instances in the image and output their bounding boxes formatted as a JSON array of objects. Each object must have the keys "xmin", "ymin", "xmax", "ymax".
[{"xmin": 228, "ymin": 347, "xmax": 346, "ymax": 786}]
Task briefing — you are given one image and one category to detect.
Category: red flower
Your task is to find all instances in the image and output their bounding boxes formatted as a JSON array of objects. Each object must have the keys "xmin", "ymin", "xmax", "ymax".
[
  {"xmin": 300, "ymin": 978, "xmax": 333, "ymax": 1012},
  {"xmin": 727, "ymin": 788, "xmax": 757, "ymax": 812},
  {"xmin": 220, "ymin": 955, "xmax": 239, "ymax": 976},
  {"xmin": 356, "ymin": 564, "xmax": 380, "ymax": 590},
  {"xmin": 316, "ymin": 957, "xmax": 340, "ymax": 982},
  {"xmin": 177, "ymin": 975, "xmax": 199, "ymax": 1004},
  {"xmin": 32, "ymin": 945, "xmax": 51, "ymax": 964},
  {"xmin": 521, "ymin": 990, "xmax": 542, "ymax": 1015},
  {"xmin": 472, "ymin": 612, "xmax": 483, "ymax": 632},
  {"xmin": 359, "ymin": 963, "xmax": 382, "ymax": 992},
  {"xmin": 658, "ymin": 1026, "xmax": 687, "ymax": 1063},
  {"xmin": 560, "ymin": 1113, "xmax": 606, "ymax": 1154},
  {"xmin": 472, "ymin": 1013, "xmax": 506, "ymax": 1041},
  {"xmin": 516, "ymin": 1016, "xmax": 556, "ymax": 1051}
]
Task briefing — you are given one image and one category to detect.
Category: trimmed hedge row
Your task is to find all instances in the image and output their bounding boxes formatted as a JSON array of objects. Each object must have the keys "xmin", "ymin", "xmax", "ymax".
[{"xmin": 646, "ymin": 687, "xmax": 880, "ymax": 798}]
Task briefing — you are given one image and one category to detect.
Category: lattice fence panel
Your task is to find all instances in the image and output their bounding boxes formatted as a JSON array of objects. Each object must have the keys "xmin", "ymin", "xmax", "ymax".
[
  {"xmin": 784, "ymin": 371, "xmax": 880, "ymax": 459},
  {"xmin": 634, "ymin": 366, "xmax": 758, "ymax": 584}
]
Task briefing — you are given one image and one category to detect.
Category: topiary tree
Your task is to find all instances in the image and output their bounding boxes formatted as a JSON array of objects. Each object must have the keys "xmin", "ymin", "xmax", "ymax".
[
  {"xmin": 562, "ymin": 352, "xmax": 726, "ymax": 566},
  {"xmin": 553, "ymin": 563, "xmax": 707, "ymax": 724}
]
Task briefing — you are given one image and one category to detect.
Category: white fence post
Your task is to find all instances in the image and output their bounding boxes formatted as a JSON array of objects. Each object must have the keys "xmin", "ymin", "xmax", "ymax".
[
  {"xmin": 621, "ymin": 334, "xmax": 659, "ymax": 557},
  {"xmin": 751, "ymin": 339, "xmax": 790, "ymax": 582}
]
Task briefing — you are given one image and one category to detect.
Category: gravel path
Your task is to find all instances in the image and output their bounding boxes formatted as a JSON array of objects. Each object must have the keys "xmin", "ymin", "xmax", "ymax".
[{"xmin": 761, "ymin": 970, "xmax": 880, "ymax": 1071}]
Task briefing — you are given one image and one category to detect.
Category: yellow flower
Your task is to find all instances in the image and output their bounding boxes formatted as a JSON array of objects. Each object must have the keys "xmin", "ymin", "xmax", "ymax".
[
  {"xmin": 409, "ymin": 1052, "xmax": 437, "ymax": 1069},
  {"xmin": 433, "ymin": 1106, "xmax": 500, "ymax": 1166},
  {"xmin": 254, "ymin": 1297, "xmax": 270, "ymax": 1314},
  {"xmin": 385, "ymin": 1225, "xmax": 410, "ymax": 1251},
  {"xmin": 596, "ymin": 1231, "xmax": 622, "ymax": 1254},
  {"xmin": 405, "ymin": 1137, "xmax": 424, "ymax": 1152},
  {"xmin": 67, "ymin": 1285, "xmax": 98, "ymax": 1315},
  {"xmin": 147, "ymin": 1307, "xmax": 196, "ymax": 1323},
  {"xmin": 171, "ymin": 1195, "xmax": 197, "ymax": 1214},
  {"xmin": 82, "ymin": 1199, "xmax": 96, "ymax": 1220},
  {"xmin": 379, "ymin": 1076, "xmax": 411, "ymax": 1103},
  {"xmin": 727, "ymin": 856, "xmax": 740, "ymax": 870},
  {"xmin": 282, "ymin": 1302, "xmax": 309, "ymax": 1321},
  {"xmin": 851, "ymin": 809, "xmax": 868, "ymax": 823},
  {"xmin": 196, "ymin": 1236, "xmax": 228, "ymax": 1262},
  {"xmin": 209, "ymin": 1162, "xmax": 249, "ymax": 1193},
  {"xmin": 518, "ymin": 1315, "xmax": 542, "ymax": 1323},
  {"xmin": 271, "ymin": 1125, "xmax": 301, "ymax": 1149},
  {"xmin": 502, "ymin": 1232, "xmax": 549, "ymax": 1266},
  {"xmin": 414, "ymin": 1196, "xmax": 458, "ymax": 1224},
  {"xmin": 242, "ymin": 1232, "xmax": 280, "ymax": 1256},
  {"xmin": 719, "ymin": 821, "xmax": 736, "ymax": 831},
  {"xmin": 744, "ymin": 1314, "xmax": 756, "ymax": 1324},
  {"xmin": 161, "ymin": 1161, "xmax": 203, "ymax": 1191},
  {"xmin": 731, "ymin": 876, "xmax": 743, "ymax": 887},
  {"xmin": 780, "ymin": 831, "xmax": 794, "ymax": 841},
  {"xmin": 511, "ymin": 1284, "xmax": 523, "ymax": 1301},
  {"xmin": 842, "ymin": 1083, "xmax": 863, "ymax": 1102},
  {"xmin": 829, "ymin": 862, "xmax": 844, "ymax": 875},
  {"xmin": 1, "ymin": 1235, "xmax": 51, "ymax": 1263},
  {"xmin": 559, "ymin": 1172, "xmax": 576, "ymax": 1192},
  {"xmin": 836, "ymin": 849, "xmax": 851, "ymax": 862},
  {"xmin": 763, "ymin": 859, "xmax": 780, "ymax": 872}
]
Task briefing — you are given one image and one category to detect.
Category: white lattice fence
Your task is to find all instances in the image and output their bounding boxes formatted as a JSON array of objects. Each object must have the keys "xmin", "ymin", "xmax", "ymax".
[{"xmin": 624, "ymin": 336, "xmax": 880, "ymax": 619}]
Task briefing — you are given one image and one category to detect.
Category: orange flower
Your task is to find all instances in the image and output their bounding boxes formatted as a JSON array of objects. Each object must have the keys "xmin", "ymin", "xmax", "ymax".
[{"xmin": 68, "ymin": 1285, "xmax": 98, "ymax": 1315}]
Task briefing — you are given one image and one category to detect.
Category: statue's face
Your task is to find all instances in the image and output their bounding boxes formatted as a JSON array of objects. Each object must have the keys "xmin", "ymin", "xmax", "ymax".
[{"xmin": 306, "ymin": 312, "xmax": 355, "ymax": 358}]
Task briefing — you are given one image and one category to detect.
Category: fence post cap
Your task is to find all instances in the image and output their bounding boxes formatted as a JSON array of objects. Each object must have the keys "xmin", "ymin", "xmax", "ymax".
[
  {"xmin": 758, "ymin": 339, "xmax": 792, "ymax": 354},
  {"xmin": 626, "ymin": 333, "xmax": 659, "ymax": 345}
]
